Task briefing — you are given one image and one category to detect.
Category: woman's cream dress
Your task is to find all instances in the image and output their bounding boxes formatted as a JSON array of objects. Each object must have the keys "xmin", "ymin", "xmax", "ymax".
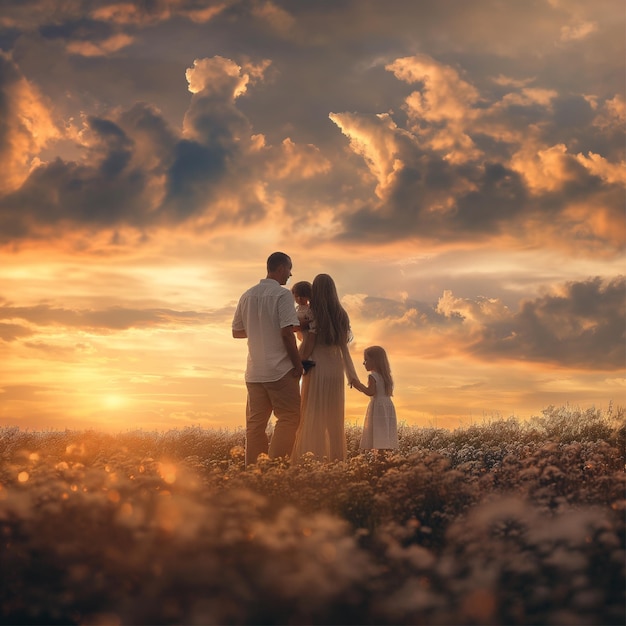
[{"xmin": 292, "ymin": 340, "xmax": 357, "ymax": 462}]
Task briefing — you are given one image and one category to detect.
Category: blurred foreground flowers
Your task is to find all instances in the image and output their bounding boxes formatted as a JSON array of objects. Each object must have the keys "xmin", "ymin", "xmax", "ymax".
[{"xmin": 0, "ymin": 405, "xmax": 624, "ymax": 625}]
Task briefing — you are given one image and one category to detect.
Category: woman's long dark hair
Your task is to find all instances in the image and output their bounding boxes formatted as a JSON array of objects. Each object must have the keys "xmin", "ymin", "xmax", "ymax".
[{"xmin": 310, "ymin": 274, "xmax": 352, "ymax": 346}]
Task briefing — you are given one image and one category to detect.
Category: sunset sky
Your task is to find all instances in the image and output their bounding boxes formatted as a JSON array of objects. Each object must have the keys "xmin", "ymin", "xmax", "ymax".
[{"xmin": 0, "ymin": 0, "xmax": 624, "ymax": 433}]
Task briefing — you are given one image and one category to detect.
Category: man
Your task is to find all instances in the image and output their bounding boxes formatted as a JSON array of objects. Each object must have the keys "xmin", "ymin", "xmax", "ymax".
[{"xmin": 232, "ymin": 252, "xmax": 303, "ymax": 465}]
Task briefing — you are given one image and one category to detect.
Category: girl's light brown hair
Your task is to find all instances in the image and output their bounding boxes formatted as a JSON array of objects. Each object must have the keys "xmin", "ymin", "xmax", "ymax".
[{"xmin": 365, "ymin": 345, "xmax": 393, "ymax": 396}]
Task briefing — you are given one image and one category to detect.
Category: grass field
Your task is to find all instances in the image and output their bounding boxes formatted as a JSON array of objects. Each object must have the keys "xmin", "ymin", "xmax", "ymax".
[{"xmin": 1, "ymin": 404, "xmax": 624, "ymax": 625}]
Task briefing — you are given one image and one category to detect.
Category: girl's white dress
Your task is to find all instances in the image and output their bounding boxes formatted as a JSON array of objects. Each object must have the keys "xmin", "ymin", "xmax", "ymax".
[{"xmin": 359, "ymin": 372, "xmax": 398, "ymax": 449}]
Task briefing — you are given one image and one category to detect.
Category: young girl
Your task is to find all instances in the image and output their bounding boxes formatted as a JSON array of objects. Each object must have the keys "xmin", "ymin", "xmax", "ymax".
[{"xmin": 351, "ymin": 346, "xmax": 398, "ymax": 452}]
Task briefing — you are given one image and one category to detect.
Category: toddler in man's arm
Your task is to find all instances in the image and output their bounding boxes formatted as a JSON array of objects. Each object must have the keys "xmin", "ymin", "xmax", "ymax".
[{"xmin": 291, "ymin": 280, "xmax": 315, "ymax": 373}]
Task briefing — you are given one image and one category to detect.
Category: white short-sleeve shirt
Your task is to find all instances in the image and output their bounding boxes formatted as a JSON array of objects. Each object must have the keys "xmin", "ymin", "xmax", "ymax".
[{"xmin": 232, "ymin": 278, "xmax": 300, "ymax": 382}]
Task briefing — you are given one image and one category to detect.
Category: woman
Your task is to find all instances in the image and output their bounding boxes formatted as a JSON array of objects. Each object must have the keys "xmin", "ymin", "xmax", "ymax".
[{"xmin": 291, "ymin": 274, "xmax": 358, "ymax": 462}]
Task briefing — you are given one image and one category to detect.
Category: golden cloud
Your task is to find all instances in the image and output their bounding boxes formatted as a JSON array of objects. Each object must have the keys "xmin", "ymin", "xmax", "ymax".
[
  {"xmin": 0, "ymin": 54, "xmax": 59, "ymax": 195},
  {"xmin": 66, "ymin": 34, "xmax": 134, "ymax": 57},
  {"xmin": 329, "ymin": 112, "xmax": 404, "ymax": 200},
  {"xmin": 91, "ymin": 1, "xmax": 228, "ymax": 25},
  {"xmin": 267, "ymin": 138, "xmax": 331, "ymax": 180}
]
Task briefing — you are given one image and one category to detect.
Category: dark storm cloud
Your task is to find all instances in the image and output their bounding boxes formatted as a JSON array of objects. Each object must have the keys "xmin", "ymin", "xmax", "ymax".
[
  {"xmin": 0, "ymin": 0, "xmax": 229, "ymax": 29},
  {"xmin": 161, "ymin": 68, "xmax": 258, "ymax": 219},
  {"xmin": 337, "ymin": 147, "xmax": 529, "ymax": 243},
  {"xmin": 0, "ymin": 54, "xmax": 20, "ymax": 145},
  {"xmin": 548, "ymin": 96, "xmax": 598, "ymax": 144},
  {"xmin": 0, "ymin": 28, "xmax": 20, "ymax": 52},
  {"xmin": 472, "ymin": 276, "xmax": 625, "ymax": 370},
  {"xmin": 39, "ymin": 17, "xmax": 114, "ymax": 42},
  {"xmin": 332, "ymin": 72, "xmax": 623, "ymax": 248},
  {"xmin": 165, "ymin": 139, "xmax": 226, "ymax": 211},
  {"xmin": 88, "ymin": 116, "xmax": 134, "ymax": 177},
  {"xmin": 352, "ymin": 277, "xmax": 625, "ymax": 370},
  {"xmin": 0, "ymin": 136, "xmax": 145, "ymax": 235},
  {"xmin": 0, "ymin": 0, "xmax": 623, "ymax": 250},
  {"xmin": 0, "ymin": 82, "xmax": 266, "ymax": 240},
  {"xmin": 454, "ymin": 163, "xmax": 528, "ymax": 232},
  {"xmin": 0, "ymin": 150, "xmax": 148, "ymax": 234}
]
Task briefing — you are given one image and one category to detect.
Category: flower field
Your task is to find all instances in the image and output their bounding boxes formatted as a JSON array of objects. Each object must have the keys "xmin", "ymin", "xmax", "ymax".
[{"xmin": 0, "ymin": 405, "xmax": 624, "ymax": 625}]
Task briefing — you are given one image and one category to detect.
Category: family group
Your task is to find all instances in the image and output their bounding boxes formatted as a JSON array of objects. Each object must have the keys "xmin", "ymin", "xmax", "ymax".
[{"xmin": 232, "ymin": 252, "xmax": 398, "ymax": 466}]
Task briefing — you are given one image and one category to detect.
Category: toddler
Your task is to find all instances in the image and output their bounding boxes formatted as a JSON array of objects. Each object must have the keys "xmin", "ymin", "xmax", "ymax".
[
  {"xmin": 291, "ymin": 280, "xmax": 315, "ymax": 373},
  {"xmin": 351, "ymin": 345, "xmax": 398, "ymax": 452},
  {"xmin": 291, "ymin": 281, "xmax": 313, "ymax": 333}
]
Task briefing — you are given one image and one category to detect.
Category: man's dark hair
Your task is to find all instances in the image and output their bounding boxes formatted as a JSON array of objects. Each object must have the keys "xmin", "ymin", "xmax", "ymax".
[{"xmin": 267, "ymin": 252, "xmax": 291, "ymax": 272}]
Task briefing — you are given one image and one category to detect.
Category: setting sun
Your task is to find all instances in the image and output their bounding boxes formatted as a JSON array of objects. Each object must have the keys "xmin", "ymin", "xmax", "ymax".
[{"xmin": 102, "ymin": 395, "xmax": 128, "ymax": 411}]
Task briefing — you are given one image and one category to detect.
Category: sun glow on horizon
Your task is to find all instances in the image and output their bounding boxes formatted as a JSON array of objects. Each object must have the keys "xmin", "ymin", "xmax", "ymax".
[{"xmin": 102, "ymin": 394, "xmax": 128, "ymax": 410}]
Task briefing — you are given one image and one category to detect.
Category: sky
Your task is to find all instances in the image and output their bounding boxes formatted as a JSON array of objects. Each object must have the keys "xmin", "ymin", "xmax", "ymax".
[{"xmin": 0, "ymin": 0, "xmax": 624, "ymax": 433}]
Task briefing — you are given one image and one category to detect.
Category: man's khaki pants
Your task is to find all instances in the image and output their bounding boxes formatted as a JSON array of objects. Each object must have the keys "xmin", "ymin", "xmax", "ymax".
[{"xmin": 245, "ymin": 370, "xmax": 301, "ymax": 466}]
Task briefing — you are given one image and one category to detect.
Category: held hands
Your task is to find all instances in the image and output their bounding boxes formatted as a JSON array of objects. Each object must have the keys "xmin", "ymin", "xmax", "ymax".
[{"xmin": 351, "ymin": 376, "xmax": 375, "ymax": 397}]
